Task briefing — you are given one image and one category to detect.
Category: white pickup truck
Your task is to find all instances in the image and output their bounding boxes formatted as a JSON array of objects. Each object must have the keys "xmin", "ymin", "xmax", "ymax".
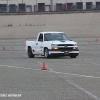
[{"xmin": 26, "ymin": 31, "xmax": 79, "ymax": 58}]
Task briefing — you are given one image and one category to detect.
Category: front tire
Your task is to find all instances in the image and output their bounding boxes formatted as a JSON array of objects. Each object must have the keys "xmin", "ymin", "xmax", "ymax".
[
  {"xmin": 44, "ymin": 48, "xmax": 50, "ymax": 58},
  {"xmin": 28, "ymin": 47, "xmax": 35, "ymax": 58},
  {"xmin": 69, "ymin": 54, "xmax": 78, "ymax": 58}
]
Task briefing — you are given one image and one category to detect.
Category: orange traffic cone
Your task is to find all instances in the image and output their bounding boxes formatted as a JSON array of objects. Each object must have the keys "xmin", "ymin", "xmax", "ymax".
[
  {"xmin": 96, "ymin": 38, "xmax": 98, "ymax": 41},
  {"xmin": 3, "ymin": 46, "xmax": 5, "ymax": 50},
  {"xmin": 88, "ymin": 41, "xmax": 90, "ymax": 44},
  {"xmin": 41, "ymin": 62, "xmax": 47, "ymax": 70}
]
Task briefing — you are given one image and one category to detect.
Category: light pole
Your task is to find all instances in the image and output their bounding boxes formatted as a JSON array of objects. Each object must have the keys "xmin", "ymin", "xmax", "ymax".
[
  {"xmin": 65, "ymin": 0, "xmax": 67, "ymax": 3},
  {"xmin": 7, "ymin": 0, "xmax": 8, "ymax": 5},
  {"xmin": 22, "ymin": 0, "xmax": 23, "ymax": 3},
  {"xmin": 7, "ymin": 0, "xmax": 8, "ymax": 13},
  {"xmin": 36, "ymin": 0, "xmax": 37, "ymax": 11},
  {"xmin": 50, "ymin": 0, "xmax": 53, "ymax": 11}
]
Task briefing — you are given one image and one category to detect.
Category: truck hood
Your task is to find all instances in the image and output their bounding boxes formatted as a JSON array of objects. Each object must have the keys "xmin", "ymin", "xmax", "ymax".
[{"xmin": 48, "ymin": 40, "xmax": 77, "ymax": 45}]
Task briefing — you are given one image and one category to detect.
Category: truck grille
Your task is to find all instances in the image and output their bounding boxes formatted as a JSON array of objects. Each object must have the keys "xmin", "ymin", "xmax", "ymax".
[
  {"xmin": 57, "ymin": 44, "xmax": 74, "ymax": 46},
  {"xmin": 58, "ymin": 47, "xmax": 73, "ymax": 51}
]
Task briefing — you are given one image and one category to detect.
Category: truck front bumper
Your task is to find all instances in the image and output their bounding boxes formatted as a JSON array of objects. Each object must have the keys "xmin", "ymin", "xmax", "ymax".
[{"xmin": 48, "ymin": 50, "xmax": 79, "ymax": 55}]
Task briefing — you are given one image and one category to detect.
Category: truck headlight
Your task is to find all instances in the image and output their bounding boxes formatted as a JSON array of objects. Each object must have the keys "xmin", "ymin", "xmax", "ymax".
[
  {"xmin": 73, "ymin": 47, "xmax": 78, "ymax": 50},
  {"xmin": 51, "ymin": 44, "xmax": 58, "ymax": 50}
]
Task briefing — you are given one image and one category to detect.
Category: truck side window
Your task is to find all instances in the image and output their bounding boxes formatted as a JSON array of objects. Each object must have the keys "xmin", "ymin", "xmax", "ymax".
[{"xmin": 38, "ymin": 34, "xmax": 43, "ymax": 41}]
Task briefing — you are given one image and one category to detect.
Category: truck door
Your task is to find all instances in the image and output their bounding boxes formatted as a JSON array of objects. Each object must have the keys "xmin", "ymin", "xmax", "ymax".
[{"xmin": 35, "ymin": 33, "xmax": 44, "ymax": 54}]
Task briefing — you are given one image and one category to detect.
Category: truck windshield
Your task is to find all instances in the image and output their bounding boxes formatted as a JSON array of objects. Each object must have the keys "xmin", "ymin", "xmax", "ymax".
[{"xmin": 44, "ymin": 33, "xmax": 70, "ymax": 41}]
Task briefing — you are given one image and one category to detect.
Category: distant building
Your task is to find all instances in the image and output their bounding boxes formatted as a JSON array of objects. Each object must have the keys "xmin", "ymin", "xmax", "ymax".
[
  {"xmin": 26, "ymin": 5, "xmax": 32, "ymax": 12},
  {"xmin": 0, "ymin": 4, "xmax": 7, "ymax": 12},
  {"xmin": 18, "ymin": 3, "xmax": 26, "ymax": 12},
  {"xmin": 9, "ymin": 4, "xmax": 16, "ymax": 13}
]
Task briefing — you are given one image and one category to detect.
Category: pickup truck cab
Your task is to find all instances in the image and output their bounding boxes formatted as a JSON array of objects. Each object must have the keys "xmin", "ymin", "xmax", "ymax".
[{"xmin": 26, "ymin": 31, "xmax": 79, "ymax": 58}]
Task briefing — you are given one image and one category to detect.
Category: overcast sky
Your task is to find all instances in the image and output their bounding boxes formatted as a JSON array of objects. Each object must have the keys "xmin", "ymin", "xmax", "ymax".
[{"xmin": 0, "ymin": 0, "xmax": 99, "ymax": 6}]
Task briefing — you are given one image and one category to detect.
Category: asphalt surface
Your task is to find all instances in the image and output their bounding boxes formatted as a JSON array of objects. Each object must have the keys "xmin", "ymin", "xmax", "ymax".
[{"xmin": 0, "ymin": 38, "xmax": 100, "ymax": 100}]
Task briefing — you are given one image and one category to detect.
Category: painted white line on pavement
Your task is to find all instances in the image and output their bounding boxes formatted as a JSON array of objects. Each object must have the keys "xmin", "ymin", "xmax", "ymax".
[
  {"xmin": 42, "ymin": 62, "xmax": 100, "ymax": 79},
  {"xmin": 0, "ymin": 65, "xmax": 41, "ymax": 71},
  {"xmin": 84, "ymin": 59, "xmax": 100, "ymax": 66},
  {"xmin": 66, "ymin": 80, "xmax": 100, "ymax": 100},
  {"xmin": 43, "ymin": 63, "xmax": 100, "ymax": 79},
  {"xmin": 48, "ymin": 70, "xmax": 100, "ymax": 79},
  {"xmin": 0, "ymin": 65, "xmax": 8, "ymax": 66},
  {"xmin": 38, "ymin": 62, "xmax": 100, "ymax": 79},
  {"xmin": 23, "ymin": 54, "xmax": 27, "ymax": 57},
  {"xmin": 0, "ymin": 64, "xmax": 100, "ymax": 79}
]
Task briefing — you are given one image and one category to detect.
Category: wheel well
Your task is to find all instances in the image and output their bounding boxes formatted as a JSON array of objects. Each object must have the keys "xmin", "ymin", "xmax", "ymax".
[
  {"xmin": 28, "ymin": 46, "xmax": 31, "ymax": 51},
  {"xmin": 28, "ymin": 46, "xmax": 31, "ymax": 49},
  {"xmin": 44, "ymin": 47, "xmax": 48, "ymax": 53}
]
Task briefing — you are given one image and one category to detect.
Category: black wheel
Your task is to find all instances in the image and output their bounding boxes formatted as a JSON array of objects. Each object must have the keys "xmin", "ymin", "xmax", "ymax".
[
  {"xmin": 28, "ymin": 47, "xmax": 35, "ymax": 58},
  {"xmin": 44, "ymin": 48, "xmax": 50, "ymax": 58},
  {"xmin": 69, "ymin": 54, "xmax": 77, "ymax": 58}
]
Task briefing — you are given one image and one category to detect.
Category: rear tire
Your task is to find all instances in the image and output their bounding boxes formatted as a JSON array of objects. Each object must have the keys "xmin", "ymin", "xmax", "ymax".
[{"xmin": 28, "ymin": 47, "xmax": 35, "ymax": 58}]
